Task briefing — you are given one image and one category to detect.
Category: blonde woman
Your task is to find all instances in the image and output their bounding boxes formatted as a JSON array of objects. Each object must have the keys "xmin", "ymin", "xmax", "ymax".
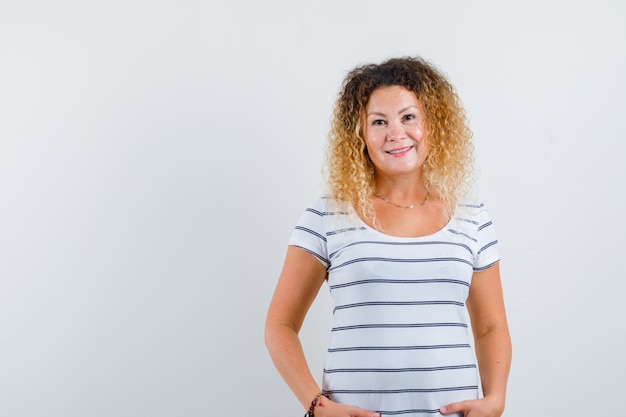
[{"xmin": 266, "ymin": 57, "xmax": 511, "ymax": 417}]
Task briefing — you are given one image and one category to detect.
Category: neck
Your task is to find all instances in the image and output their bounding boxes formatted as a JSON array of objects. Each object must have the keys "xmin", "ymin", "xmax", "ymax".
[
  {"xmin": 376, "ymin": 190, "xmax": 430, "ymax": 209},
  {"xmin": 374, "ymin": 182, "xmax": 430, "ymax": 211},
  {"xmin": 374, "ymin": 174, "xmax": 428, "ymax": 201}
]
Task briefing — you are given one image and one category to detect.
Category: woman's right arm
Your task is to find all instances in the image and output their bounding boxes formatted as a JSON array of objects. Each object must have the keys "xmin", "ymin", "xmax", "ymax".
[
  {"xmin": 265, "ymin": 245, "xmax": 328, "ymax": 408},
  {"xmin": 265, "ymin": 246, "xmax": 381, "ymax": 417}
]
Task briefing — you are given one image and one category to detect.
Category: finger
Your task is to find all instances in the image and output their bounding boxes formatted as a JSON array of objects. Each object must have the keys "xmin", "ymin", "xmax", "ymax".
[{"xmin": 440, "ymin": 400, "xmax": 470, "ymax": 415}]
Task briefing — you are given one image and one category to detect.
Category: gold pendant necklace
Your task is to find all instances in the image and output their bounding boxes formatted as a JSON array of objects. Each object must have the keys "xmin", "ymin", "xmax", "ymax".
[{"xmin": 375, "ymin": 190, "xmax": 430, "ymax": 209}]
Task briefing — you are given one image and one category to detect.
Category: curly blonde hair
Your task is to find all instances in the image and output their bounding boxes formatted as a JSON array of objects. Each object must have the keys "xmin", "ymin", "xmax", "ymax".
[{"xmin": 325, "ymin": 56, "xmax": 475, "ymax": 221}]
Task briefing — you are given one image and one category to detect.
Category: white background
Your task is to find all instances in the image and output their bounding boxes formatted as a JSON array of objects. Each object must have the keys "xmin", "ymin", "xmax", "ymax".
[{"xmin": 1, "ymin": 1, "xmax": 625, "ymax": 416}]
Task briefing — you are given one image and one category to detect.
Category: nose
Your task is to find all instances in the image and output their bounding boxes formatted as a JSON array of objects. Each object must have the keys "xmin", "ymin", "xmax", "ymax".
[{"xmin": 386, "ymin": 121, "xmax": 404, "ymax": 141}]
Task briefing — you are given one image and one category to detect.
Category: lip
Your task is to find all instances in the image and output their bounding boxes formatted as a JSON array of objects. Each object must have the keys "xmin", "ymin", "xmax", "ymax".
[{"xmin": 386, "ymin": 146, "xmax": 414, "ymax": 156}]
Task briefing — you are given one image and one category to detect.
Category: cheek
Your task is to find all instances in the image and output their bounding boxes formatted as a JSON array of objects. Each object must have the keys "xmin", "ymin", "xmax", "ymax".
[
  {"xmin": 421, "ymin": 138, "xmax": 432, "ymax": 160},
  {"xmin": 369, "ymin": 128, "xmax": 388, "ymax": 144},
  {"xmin": 363, "ymin": 132, "xmax": 379, "ymax": 149},
  {"xmin": 415, "ymin": 125, "xmax": 427, "ymax": 140},
  {"xmin": 416, "ymin": 127, "xmax": 429, "ymax": 148}
]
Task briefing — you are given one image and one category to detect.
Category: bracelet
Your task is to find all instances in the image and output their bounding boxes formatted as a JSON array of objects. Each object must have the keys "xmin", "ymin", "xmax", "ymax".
[{"xmin": 304, "ymin": 392, "xmax": 330, "ymax": 417}]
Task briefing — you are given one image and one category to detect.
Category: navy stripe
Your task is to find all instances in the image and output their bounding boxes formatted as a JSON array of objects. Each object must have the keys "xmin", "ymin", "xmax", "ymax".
[
  {"xmin": 328, "ymin": 257, "xmax": 472, "ymax": 272},
  {"xmin": 329, "ymin": 278, "xmax": 470, "ymax": 290},
  {"xmin": 294, "ymin": 225, "xmax": 327, "ymax": 242},
  {"xmin": 473, "ymin": 259, "xmax": 499, "ymax": 272},
  {"xmin": 326, "ymin": 385, "xmax": 478, "ymax": 394},
  {"xmin": 322, "ymin": 211, "xmax": 351, "ymax": 216},
  {"xmin": 304, "ymin": 207, "xmax": 323, "ymax": 217},
  {"xmin": 328, "ymin": 344, "xmax": 471, "ymax": 352},
  {"xmin": 456, "ymin": 217, "xmax": 479, "ymax": 226},
  {"xmin": 324, "ymin": 364, "xmax": 477, "ymax": 373},
  {"xmin": 332, "ymin": 323, "xmax": 467, "ymax": 332},
  {"xmin": 329, "ymin": 240, "xmax": 473, "ymax": 260},
  {"xmin": 461, "ymin": 203, "xmax": 484, "ymax": 209},
  {"xmin": 377, "ymin": 409, "xmax": 440, "ymax": 415},
  {"xmin": 327, "ymin": 227, "xmax": 366, "ymax": 236},
  {"xmin": 446, "ymin": 228, "xmax": 477, "ymax": 243},
  {"xmin": 334, "ymin": 300, "xmax": 464, "ymax": 312},
  {"xmin": 291, "ymin": 245, "xmax": 329, "ymax": 266},
  {"xmin": 478, "ymin": 220, "xmax": 493, "ymax": 231},
  {"xmin": 478, "ymin": 240, "xmax": 498, "ymax": 254}
]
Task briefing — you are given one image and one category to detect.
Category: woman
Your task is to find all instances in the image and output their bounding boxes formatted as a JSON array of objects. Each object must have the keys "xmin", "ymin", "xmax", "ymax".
[{"xmin": 265, "ymin": 57, "xmax": 511, "ymax": 417}]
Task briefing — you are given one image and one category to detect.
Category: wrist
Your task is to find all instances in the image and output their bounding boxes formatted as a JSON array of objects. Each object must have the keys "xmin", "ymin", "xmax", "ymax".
[
  {"xmin": 305, "ymin": 392, "xmax": 330, "ymax": 417},
  {"xmin": 483, "ymin": 393, "xmax": 506, "ymax": 414}
]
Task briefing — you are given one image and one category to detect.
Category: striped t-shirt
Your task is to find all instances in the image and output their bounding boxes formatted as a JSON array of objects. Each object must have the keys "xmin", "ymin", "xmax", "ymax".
[{"xmin": 288, "ymin": 197, "xmax": 500, "ymax": 417}]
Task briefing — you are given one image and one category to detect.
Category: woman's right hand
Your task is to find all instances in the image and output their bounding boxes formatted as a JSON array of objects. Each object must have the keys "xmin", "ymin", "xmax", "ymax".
[{"xmin": 313, "ymin": 396, "xmax": 381, "ymax": 417}]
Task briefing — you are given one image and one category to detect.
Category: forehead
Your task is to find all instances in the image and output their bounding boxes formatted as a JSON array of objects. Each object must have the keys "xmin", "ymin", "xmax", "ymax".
[{"xmin": 365, "ymin": 85, "xmax": 421, "ymax": 111}]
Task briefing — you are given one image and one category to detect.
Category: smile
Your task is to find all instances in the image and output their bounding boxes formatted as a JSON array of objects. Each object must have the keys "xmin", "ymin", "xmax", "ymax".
[{"xmin": 387, "ymin": 146, "xmax": 413, "ymax": 155}]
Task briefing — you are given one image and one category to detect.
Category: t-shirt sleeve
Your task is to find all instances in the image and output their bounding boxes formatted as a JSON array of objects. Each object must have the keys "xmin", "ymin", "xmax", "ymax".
[
  {"xmin": 287, "ymin": 198, "xmax": 330, "ymax": 268},
  {"xmin": 473, "ymin": 205, "xmax": 500, "ymax": 271}
]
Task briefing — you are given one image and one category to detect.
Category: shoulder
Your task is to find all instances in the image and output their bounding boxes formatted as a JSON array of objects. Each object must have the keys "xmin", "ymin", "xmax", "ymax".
[
  {"xmin": 304, "ymin": 196, "xmax": 353, "ymax": 217},
  {"xmin": 455, "ymin": 202, "xmax": 494, "ymax": 227},
  {"xmin": 454, "ymin": 202, "xmax": 500, "ymax": 268},
  {"xmin": 307, "ymin": 195, "xmax": 331, "ymax": 213},
  {"xmin": 293, "ymin": 196, "xmax": 343, "ymax": 230},
  {"xmin": 295, "ymin": 196, "xmax": 363, "ymax": 239},
  {"xmin": 448, "ymin": 201, "xmax": 498, "ymax": 245}
]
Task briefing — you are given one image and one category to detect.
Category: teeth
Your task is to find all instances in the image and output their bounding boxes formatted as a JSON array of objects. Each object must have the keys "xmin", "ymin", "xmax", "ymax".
[{"xmin": 388, "ymin": 147, "xmax": 411, "ymax": 154}]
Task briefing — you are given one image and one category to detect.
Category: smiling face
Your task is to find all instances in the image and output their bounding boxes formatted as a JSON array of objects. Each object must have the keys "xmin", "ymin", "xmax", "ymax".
[{"xmin": 363, "ymin": 85, "xmax": 429, "ymax": 179}]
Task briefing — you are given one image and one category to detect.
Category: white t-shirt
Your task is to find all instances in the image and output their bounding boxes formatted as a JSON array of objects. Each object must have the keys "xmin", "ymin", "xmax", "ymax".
[{"xmin": 289, "ymin": 197, "xmax": 500, "ymax": 417}]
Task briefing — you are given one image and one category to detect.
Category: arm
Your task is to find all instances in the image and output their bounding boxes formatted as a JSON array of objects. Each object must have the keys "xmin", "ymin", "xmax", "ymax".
[
  {"xmin": 265, "ymin": 246, "xmax": 381, "ymax": 417},
  {"xmin": 265, "ymin": 245, "xmax": 328, "ymax": 408},
  {"xmin": 468, "ymin": 263, "xmax": 512, "ymax": 407},
  {"xmin": 441, "ymin": 263, "xmax": 512, "ymax": 417}
]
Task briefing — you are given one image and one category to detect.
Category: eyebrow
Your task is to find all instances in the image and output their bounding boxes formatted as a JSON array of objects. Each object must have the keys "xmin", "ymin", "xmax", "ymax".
[{"xmin": 367, "ymin": 105, "xmax": 419, "ymax": 117}]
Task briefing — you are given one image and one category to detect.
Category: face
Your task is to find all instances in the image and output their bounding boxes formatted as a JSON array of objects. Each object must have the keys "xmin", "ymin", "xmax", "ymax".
[{"xmin": 363, "ymin": 85, "xmax": 428, "ymax": 179}]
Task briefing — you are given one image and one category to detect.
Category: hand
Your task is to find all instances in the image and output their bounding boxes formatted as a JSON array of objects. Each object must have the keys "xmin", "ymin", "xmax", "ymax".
[
  {"xmin": 439, "ymin": 396, "xmax": 504, "ymax": 417},
  {"xmin": 313, "ymin": 397, "xmax": 381, "ymax": 417}
]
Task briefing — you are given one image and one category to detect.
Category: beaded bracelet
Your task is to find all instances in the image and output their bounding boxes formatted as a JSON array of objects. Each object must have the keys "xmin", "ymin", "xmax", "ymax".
[{"xmin": 304, "ymin": 392, "xmax": 330, "ymax": 417}]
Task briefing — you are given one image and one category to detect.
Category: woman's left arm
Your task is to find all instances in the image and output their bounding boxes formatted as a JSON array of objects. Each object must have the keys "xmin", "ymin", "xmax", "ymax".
[{"xmin": 440, "ymin": 263, "xmax": 512, "ymax": 417}]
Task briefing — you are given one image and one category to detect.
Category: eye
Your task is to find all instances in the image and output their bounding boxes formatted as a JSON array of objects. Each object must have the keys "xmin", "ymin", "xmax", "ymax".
[
  {"xmin": 402, "ymin": 114, "xmax": 416, "ymax": 122},
  {"xmin": 371, "ymin": 119, "xmax": 386, "ymax": 126}
]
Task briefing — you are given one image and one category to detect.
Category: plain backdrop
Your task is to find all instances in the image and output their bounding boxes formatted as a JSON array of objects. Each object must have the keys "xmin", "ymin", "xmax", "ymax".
[{"xmin": 1, "ymin": 1, "xmax": 625, "ymax": 416}]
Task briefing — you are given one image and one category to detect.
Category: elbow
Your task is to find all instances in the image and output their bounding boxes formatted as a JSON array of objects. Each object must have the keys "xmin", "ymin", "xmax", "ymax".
[
  {"xmin": 264, "ymin": 316, "xmax": 287, "ymax": 352},
  {"xmin": 473, "ymin": 323, "xmax": 511, "ymax": 346},
  {"xmin": 265, "ymin": 316, "xmax": 300, "ymax": 356},
  {"xmin": 264, "ymin": 317, "xmax": 276, "ymax": 351}
]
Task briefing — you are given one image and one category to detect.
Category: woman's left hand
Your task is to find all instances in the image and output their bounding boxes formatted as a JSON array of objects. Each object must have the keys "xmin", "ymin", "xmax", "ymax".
[{"xmin": 439, "ymin": 395, "xmax": 504, "ymax": 417}]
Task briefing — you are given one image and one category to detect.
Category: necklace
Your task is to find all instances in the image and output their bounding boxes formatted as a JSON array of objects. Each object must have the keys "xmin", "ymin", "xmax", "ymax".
[{"xmin": 375, "ymin": 190, "xmax": 430, "ymax": 209}]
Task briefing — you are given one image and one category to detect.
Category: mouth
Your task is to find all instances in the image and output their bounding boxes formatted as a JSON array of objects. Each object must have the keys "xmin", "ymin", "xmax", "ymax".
[{"xmin": 386, "ymin": 146, "xmax": 413, "ymax": 155}]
